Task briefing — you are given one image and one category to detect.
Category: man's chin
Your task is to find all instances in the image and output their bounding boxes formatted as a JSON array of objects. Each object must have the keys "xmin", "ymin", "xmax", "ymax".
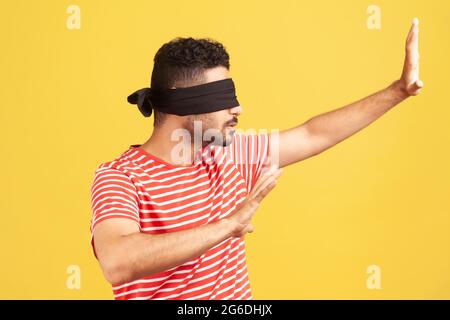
[
  {"xmin": 222, "ymin": 131, "xmax": 235, "ymax": 146},
  {"xmin": 215, "ymin": 134, "xmax": 234, "ymax": 147},
  {"xmin": 203, "ymin": 129, "xmax": 235, "ymax": 147},
  {"xmin": 202, "ymin": 134, "xmax": 233, "ymax": 147}
]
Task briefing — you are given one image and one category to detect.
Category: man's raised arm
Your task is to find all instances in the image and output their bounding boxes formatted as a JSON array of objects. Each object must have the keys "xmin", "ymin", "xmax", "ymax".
[{"xmin": 276, "ymin": 18, "xmax": 423, "ymax": 168}]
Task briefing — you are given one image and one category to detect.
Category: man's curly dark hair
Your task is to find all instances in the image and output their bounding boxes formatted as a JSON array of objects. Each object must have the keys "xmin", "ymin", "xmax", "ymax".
[{"xmin": 150, "ymin": 37, "xmax": 231, "ymax": 126}]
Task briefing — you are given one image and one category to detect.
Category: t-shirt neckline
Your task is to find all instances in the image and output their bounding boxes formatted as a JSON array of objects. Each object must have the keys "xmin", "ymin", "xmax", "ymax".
[{"xmin": 129, "ymin": 144, "xmax": 206, "ymax": 169}]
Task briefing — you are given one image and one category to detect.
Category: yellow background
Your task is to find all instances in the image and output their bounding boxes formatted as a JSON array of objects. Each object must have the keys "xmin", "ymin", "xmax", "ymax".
[{"xmin": 1, "ymin": 0, "xmax": 449, "ymax": 299}]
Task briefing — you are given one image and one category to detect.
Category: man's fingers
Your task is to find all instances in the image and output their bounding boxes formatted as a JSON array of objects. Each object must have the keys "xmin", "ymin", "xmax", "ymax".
[
  {"xmin": 401, "ymin": 17, "xmax": 422, "ymax": 96},
  {"xmin": 250, "ymin": 165, "xmax": 279, "ymax": 198},
  {"xmin": 416, "ymin": 79, "xmax": 424, "ymax": 88},
  {"xmin": 250, "ymin": 167, "xmax": 282, "ymax": 201},
  {"xmin": 244, "ymin": 224, "xmax": 254, "ymax": 234},
  {"xmin": 253, "ymin": 172, "xmax": 281, "ymax": 203},
  {"xmin": 406, "ymin": 19, "xmax": 415, "ymax": 43},
  {"xmin": 405, "ymin": 18, "xmax": 419, "ymax": 64},
  {"xmin": 253, "ymin": 181, "xmax": 276, "ymax": 203},
  {"xmin": 251, "ymin": 166, "xmax": 277, "ymax": 195},
  {"xmin": 407, "ymin": 79, "xmax": 424, "ymax": 96},
  {"xmin": 406, "ymin": 18, "xmax": 419, "ymax": 46}
]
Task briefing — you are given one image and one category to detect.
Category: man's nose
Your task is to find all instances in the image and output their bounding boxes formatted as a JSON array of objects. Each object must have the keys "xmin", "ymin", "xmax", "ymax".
[{"xmin": 229, "ymin": 105, "xmax": 243, "ymax": 116}]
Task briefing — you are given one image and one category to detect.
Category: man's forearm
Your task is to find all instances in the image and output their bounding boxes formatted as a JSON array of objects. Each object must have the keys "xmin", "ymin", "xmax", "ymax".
[
  {"xmin": 304, "ymin": 80, "xmax": 409, "ymax": 149},
  {"xmin": 105, "ymin": 218, "xmax": 235, "ymax": 286}
]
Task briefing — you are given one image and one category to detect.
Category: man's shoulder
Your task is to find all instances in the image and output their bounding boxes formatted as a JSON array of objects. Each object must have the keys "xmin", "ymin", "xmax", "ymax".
[{"xmin": 94, "ymin": 147, "xmax": 144, "ymax": 177}]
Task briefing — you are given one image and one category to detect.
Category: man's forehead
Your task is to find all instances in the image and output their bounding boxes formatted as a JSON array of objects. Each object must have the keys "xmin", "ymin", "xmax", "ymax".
[{"xmin": 204, "ymin": 66, "xmax": 230, "ymax": 83}]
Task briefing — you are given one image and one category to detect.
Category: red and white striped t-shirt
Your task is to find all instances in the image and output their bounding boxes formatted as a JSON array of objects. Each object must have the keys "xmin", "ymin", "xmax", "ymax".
[{"xmin": 90, "ymin": 131, "xmax": 270, "ymax": 300}]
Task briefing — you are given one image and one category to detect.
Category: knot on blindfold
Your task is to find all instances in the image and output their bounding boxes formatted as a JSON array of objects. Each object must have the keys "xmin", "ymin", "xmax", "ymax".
[
  {"xmin": 127, "ymin": 88, "xmax": 154, "ymax": 117},
  {"xmin": 127, "ymin": 78, "xmax": 240, "ymax": 117}
]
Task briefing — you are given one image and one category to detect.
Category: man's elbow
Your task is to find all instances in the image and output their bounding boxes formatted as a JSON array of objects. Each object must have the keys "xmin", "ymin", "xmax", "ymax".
[{"xmin": 100, "ymin": 255, "xmax": 134, "ymax": 286}]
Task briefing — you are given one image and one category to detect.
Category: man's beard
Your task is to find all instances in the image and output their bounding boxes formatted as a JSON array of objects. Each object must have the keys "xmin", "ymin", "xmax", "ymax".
[
  {"xmin": 184, "ymin": 116, "xmax": 237, "ymax": 148},
  {"xmin": 202, "ymin": 128, "xmax": 234, "ymax": 147}
]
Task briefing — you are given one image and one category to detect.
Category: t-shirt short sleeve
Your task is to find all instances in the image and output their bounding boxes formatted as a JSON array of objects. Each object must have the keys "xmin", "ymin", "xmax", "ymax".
[
  {"xmin": 90, "ymin": 166, "xmax": 140, "ymax": 232},
  {"xmin": 90, "ymin": 166, "xmax": 141, "ymax": 252},
  {"xmin": 228, "ymin": 131, "xmax": 271, "ymax": 192}
]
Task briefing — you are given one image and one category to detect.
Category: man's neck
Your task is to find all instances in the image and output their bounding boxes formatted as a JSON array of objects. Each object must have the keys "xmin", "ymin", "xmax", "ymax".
[{"xmin": 140, "ymin": 125, "xmax": 202, "ymax": 166}]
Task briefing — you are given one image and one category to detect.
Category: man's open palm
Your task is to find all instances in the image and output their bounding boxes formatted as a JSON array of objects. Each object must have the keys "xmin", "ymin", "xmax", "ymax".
[{"xmin": 400, "ymin": 18, "xmax": 424, "ymax": 96}]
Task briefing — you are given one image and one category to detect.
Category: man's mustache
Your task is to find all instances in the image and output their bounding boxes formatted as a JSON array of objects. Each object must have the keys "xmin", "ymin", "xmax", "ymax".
[{"xmin": 225, "ymin": 117, "xmax": 238, "ymax": 127}]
